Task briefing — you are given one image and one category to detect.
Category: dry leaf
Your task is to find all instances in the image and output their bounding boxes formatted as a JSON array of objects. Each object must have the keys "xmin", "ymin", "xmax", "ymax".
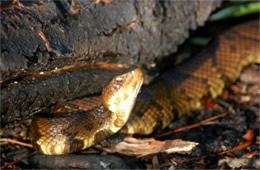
[
  {"xmin": 218, "ymin": 156, "xmax": 260, "ymax": 169},
  {"xmin": 97, "ymin": 136, "xmax": 198, "ymax": 157}
]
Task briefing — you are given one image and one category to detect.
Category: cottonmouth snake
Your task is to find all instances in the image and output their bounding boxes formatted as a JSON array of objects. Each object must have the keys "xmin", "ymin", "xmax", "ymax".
[{"xmin": 30, "ymin": 20, "xmax": 260, "ymax": 155}]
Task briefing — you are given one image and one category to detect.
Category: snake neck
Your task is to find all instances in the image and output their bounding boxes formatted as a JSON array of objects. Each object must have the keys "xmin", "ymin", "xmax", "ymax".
[{"xmin": 102, "ymin": 67, "xmax": 144, "ymax": 133}]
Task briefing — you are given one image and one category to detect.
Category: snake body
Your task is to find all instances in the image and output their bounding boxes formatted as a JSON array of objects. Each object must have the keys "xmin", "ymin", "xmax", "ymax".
[{"xmin": 30, "ymin": 20, "xmax": 260, "ymax": 155}]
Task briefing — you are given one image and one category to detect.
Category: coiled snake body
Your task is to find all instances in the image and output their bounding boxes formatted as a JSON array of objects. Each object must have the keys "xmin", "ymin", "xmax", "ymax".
[{"xmin": 31, "ymin": 20, "xmax": 260, "ymax": 155}]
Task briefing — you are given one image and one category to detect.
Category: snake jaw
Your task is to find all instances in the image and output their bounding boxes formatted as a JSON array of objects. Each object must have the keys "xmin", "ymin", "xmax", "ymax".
[{"xmin": 102, "ymin": 67, "xmax": 144, "ymax": 133}]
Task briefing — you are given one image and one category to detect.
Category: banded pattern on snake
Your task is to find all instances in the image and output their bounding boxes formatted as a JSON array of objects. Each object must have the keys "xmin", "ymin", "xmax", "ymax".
[{"xmin": 30, "ymin": 20, "xmax": 260, "ymax": 155}]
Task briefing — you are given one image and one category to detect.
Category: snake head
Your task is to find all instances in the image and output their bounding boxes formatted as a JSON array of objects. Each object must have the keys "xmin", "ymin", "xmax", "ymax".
[{"xmin": 102, "ymin": 67, "xmax": 143, "ymax": 132}]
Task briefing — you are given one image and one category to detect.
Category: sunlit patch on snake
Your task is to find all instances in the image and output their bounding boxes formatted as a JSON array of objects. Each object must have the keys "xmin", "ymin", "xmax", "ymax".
[{"xmin": 30, "ymin": 20, "xmax": 260, "ymax": 155}]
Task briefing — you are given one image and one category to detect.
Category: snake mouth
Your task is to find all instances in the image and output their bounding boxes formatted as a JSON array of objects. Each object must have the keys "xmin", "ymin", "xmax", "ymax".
[{"xmin": 102, "ymin": 67, "xmax": 144, "ymax": 132}]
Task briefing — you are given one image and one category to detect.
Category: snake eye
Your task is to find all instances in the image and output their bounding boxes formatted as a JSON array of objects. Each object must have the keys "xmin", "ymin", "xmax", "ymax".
[
  {"xmin": 116, "ymin": 77, "xmax": 123, "ymax": 82},
  {"xmin": 113, "ymin": 77, "xmax": 124, "ymax": 89}
]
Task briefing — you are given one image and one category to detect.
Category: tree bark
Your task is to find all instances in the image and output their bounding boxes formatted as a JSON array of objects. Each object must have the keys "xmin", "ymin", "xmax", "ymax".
[{"xmin": 0, "ymin": 0, "xmax": 223, "ymax": 125}]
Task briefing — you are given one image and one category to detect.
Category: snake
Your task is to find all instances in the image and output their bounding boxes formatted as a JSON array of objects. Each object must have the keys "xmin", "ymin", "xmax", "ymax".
[{"xmin": 30, "ymin": 20, "xmax": 260, "ymax": 155}]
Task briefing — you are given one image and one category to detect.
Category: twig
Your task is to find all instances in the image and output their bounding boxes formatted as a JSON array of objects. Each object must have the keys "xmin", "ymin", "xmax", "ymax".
[
  {"xmin": 0, "ymin": 151, "xmax": 37, "ymax": 169},
  {"xmin": 218, "ymin": 129, "xmax": 254, "ymax": 155},
  {"xmin": 0, "ymin": 138, "xmax": 33, "ymax": 148},
  {"xmin": 155, "ymin": 111, "xmax": 228, "ymax": 139}
]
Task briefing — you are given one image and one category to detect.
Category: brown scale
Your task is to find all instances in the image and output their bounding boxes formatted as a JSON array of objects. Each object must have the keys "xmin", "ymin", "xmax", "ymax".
[
  {"xmin": 215, "ymin": 20, "xmax": 260, "ymax": 82},
  {"xmin": 124, "ymin": 20, "xmax": 260, "ymax": 135},
  {"xmin": 176, "ymin": 55, "xmax": 224, "ymax": 98},
  {"xmin": 30, "ymin": 96, "xmax": 112, "ymax": 154},
  {"xmin": 125, "ymin": 82, "xmax": 174, "ymax": 134}
]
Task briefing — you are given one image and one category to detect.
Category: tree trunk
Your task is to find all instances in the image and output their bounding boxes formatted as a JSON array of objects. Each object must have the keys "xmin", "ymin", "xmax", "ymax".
[{"xmin": 0, "ymin": 0, "xmax": 222, "ymax": 125}]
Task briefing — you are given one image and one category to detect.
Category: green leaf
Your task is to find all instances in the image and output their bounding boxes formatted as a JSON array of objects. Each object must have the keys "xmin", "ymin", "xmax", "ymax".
[{"xmin": 209, "ymin": 2, "xmax": 260, "ymax": 21}]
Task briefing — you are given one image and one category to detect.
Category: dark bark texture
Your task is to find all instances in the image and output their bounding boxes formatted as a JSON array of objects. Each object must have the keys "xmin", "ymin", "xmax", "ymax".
[
  {"xmin": 1, "ymin": 65, "xmax": 131, "ymax": 125},
  {"xmin": 0, "ymin": 0, "xmax": 222, "ymax": 125}
]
